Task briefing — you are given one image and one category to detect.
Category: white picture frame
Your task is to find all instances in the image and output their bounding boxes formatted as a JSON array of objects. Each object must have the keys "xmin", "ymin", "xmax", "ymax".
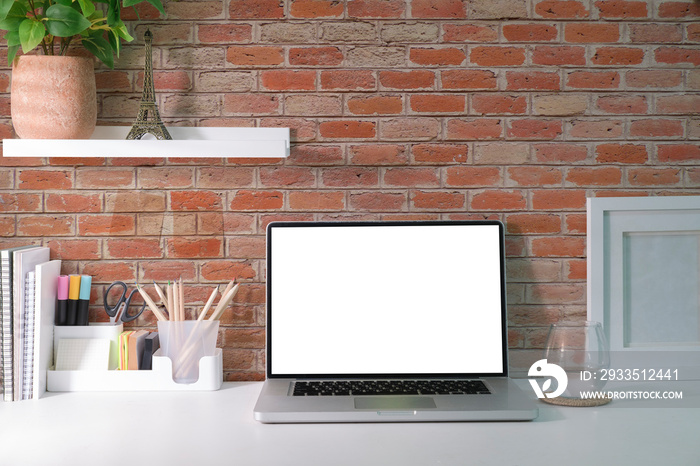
[{"xmin": 587, "ymin": 196, "xmax": 700, "ymax": 354}]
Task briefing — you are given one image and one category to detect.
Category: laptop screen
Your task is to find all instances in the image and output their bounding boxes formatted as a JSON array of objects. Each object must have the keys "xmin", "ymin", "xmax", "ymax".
[{"xmin": 267, "ymin": 221, "xmax": 507, "ymax": 378}]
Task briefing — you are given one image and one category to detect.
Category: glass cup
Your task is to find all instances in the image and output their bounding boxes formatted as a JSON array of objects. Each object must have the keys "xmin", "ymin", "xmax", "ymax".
[
  {"xmin": 157, "ymin": 321, "xmax": 219, "ymax": 384},
  {"xmin": 543, "ymin": 321, "xmax": 610, "ymax": 399}
]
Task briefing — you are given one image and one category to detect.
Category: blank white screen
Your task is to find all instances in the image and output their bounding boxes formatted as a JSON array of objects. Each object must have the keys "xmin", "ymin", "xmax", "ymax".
[{"xmin": 269, "ymin": 223, "xmax": 505, "ymax": 376}]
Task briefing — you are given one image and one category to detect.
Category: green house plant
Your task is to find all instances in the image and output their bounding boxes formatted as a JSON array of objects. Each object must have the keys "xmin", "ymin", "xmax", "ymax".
[{"xmin": 0, "ymin": 0, "xmax": 165, "ymax": 68}]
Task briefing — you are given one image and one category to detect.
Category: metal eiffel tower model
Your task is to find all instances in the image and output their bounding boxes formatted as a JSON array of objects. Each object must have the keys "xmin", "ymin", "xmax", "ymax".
[{"xmin": 126, "ymin": 29, "xmax": 172, "ymax": 140}]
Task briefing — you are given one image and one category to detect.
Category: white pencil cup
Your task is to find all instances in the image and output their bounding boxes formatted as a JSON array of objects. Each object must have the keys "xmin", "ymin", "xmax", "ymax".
[{"xmin": 157, "ymin": 321, "xmax": 219, "ymax": 384}]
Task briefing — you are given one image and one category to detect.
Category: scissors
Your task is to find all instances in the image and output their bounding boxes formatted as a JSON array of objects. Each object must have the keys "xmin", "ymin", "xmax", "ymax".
[{"xmin": 103, "ymin": 281, "xmax": 147, "ymax": 324}]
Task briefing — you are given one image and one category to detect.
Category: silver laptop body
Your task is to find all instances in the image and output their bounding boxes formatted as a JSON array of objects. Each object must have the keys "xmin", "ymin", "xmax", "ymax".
[{"xmin": 254, "ymin": 221, "xmax": 538, "ymax": 423}]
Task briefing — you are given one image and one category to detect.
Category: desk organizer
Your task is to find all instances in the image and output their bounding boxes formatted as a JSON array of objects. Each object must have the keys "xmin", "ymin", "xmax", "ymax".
[{"xmin": 47, "ymin": 324, "xmax": 223, "ymax": 392}]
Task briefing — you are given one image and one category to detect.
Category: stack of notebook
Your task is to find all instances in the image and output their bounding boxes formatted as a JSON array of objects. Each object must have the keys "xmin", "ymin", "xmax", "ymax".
[{"xmin": 1, "ymin": 245, "xmax": 59, "ymax": 401}]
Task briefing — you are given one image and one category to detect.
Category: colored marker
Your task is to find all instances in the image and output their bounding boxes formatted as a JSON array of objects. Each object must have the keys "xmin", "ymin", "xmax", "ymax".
[
  {"xmin": 77, "ymin": 275, "xmax": 92, "ymax": 326},
  {"xmin": 67, "ymin": 275, "xmax": 81, "ymax": 326},
  {"xmin": 56, "ymin": 275, "xmax": 69, "ymax": 326}
]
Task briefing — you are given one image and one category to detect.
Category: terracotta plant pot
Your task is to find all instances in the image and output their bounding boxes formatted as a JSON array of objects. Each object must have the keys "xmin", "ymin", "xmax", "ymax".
[{"xmin": 11, "ymin": 55, "xmax": 97, "ymax": 139}]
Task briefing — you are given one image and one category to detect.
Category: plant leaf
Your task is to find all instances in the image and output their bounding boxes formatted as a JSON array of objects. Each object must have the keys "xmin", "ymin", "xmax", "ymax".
[
  {"xmin": 81, "ymin": 31, "xmax": 114, "ymax": 68},
  {"xmin": 45, "ymin": 3, "xmax": 91, "ymax": 37},
  {"xmin": 122, "ymin": 0, "xmax": 165, "ymax": 17},
  {"xmin": 52, "ymin": 0, "xmax": 72, "ymax": 6},
  {"xmin": 7, "ymin": 44, "xmax": 19, "ymax": 66},
  {"xmin": 0, "ymin": 0, "xmax": 14, "ymax": 22},
  {"xmin": 77, "ymin": 0, "xmax": 95, "ymax": 17},
  {"xmin": 3, "ymin": 30, "xmax": 20, "ymax": 47},
  {"xmin": 0, "ymin": 2, "xmax": 29, "ymax": 31},
  {"xmin": 18, "ymin": 17, "xmax": 46, "ymax": 53}
]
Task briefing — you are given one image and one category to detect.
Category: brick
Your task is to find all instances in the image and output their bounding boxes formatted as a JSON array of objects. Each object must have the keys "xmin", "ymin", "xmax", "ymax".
[
  {"xmin": 379, "ymin": 70, "xmax": 435, "ymax": 90},
  {"xmin": 226, "ymin": 46, "xmax": 283, "ymax": 66},
  {"xmin": 569, "ymin": 120, "xmax": 623, "ymax": 139},
  {"xmin": 688, "ymin": 23, "xmax": 700, "ymax": 42},
  {"xmin": 626, "ymin": 70, "xmax": 682, "ymax": 88},
  {"xmin": 630, "ymin": 119, "xmax": 684, "ymax": 138},
  {"xmin": 162, "ymin": 94, "xmax": 221, "ymax": 118},
  {"xmin": 469, "ymin": 0, "xmax": 527, "ymax": 18},
  {"xmin": 346, "ymin": 46, "xmax": 405, "ymax": 67},
  {"xmin": 384, "ymin": 168, "xmax": 439, "ymax": 187},
  {"xmin": 686, "ymin": 70, "xmax": 700, "ymax": 89},
  {"xmin": 565, "ymin": 23, "xmax": 619, "ymax": 43},
  {"xmin": 17, "ymin": 215, "xmax": 73, "ymax": 236},
  {"xmin": 532, "ymin": 237, "xmax": 585, "ymax": 257},
  {"xmin": 628, "ymin": 168, "xmax": 681, "ymax": 186},
  {"xmin": 78, "ymin": 214, "xmax": 135, "ymax": 236},
  {"xmin": 474, "ymin": 142, "xmax": 530, "ymax": 164},
  {"xmin": 411, "ymin": 0, "xmax": 466, "ymax": 18},
  {"xmin": 137, "ymin": 213, "xmax": 197, "ymax": 236},
  {"xmin": 137, "ymin": 168, "xmax": 193, "ymax": 189},
  {"xmin": 195, "ymin": 71, "xmax": 254, "ymax": 93},
  {"xmin": 167, "ymin": 237, "xmax": 223, "ymax": 258},
  {"xmin": 471, "ymin": 190, "xmax": 526, "ymax": 211},
  {"xmin": 380, "ymin": 118, "xmax": 440, "ymax": 140},
  {"xmin": 260, "ymin": 70, "xmax": 316, "ymax": 91},
  {"xmin": 629, "ymin": 24, "xmax": 682, "ymax": 43},
  {"xmin": 442, "ymin": 70, "xmax": 497, "ymax": 90},
  {"xmin": 229, "ymin": 0, "xmax": 284, "ymax": 18},
  {"xmin": 45, "ymin": 193, "xmax": 101, "ymax": 213},
  {"xmin": 447, "ymin": 119, "xmax": 503, "ymax": 140},
  {"xmin": 290, "ymin": 0, "xmax": 343, "ymax": 18},
  {"xmin": 105, "ymin": 239, "xmax": 163, "ymax": 259},
  {"xmin": 162, "ymin": 46, "xmax": 226, "ymax": 70},
  {"xmin": 533, "ymin": 94, "xmax": 587, "ymax": 116},
  {"xmin": 409, "ymin": 47, "xmax": 466, "ymax": 66},
  {"xmin": 171, "ymin": 191, "xmax": 224, "ymax": 211},
  {"xmin": 381, "ymin": 22, "xmax": 440, "ymax": 42},
  {"xmin": 534, "ymin": 144, "xmax": 588, "ymax": 163},
  {"xmin": 506, "ymin": 71, "xmax": 560, "ymax": 90},
  {"xmin": 137, "ymin": 71, "xmax": 191, "ymax": 91},
  {"xmin": 198, "ymin": 24, "xmax": 252, "ymax": 43},
  {"xmin": 347, "ymin": 0, "xmax": 405, "ymax": 18},
  {"xmin": 95, "ymin": 71, "xmax": 132, "ymax": 92},
  {"xmin": 657, "ymin": 95, "xmax": 700, "ymax": 114},
  {"xmin": 532, "ymin": 189, "xmax": 586, "ymax": 210},
  {"xmin": 566, "ymin": 167, "xmax": 622, "ymax": 186},
  {"xmin": 470, "ymin": 46, "xmax": 526, "ymax": 66},
  {"xmin": 442, "ymin": 24, "xmax": 498, "ymax": 42},
  {"xmin": 532, "ymin": 46, "xmax": 585, "ymax": 66},
  {"xmin": 596, "ymin": 144, "xmax": 649, "ymax": 164},
  {"xmin": 472, "ymin": 94, "xmax": 527, "ymax": 115},
  {"xmin": 349, "ymin": 192, "xmax": 406, "ymax": 211},
  {"xmin": 445, "ymin": 167, "xmax": 501, "ymax": 187},
  {"xmin": 224, "ymin": 94, "xmax": 280, "ymax": 116},
  {"xmin": 596, "ymin": 95, "xmax": 647, "ymax": 114},
  {"xmin": 566, "ymin": 214, "xmax": 587, "ymax": 234},
  {"xmin": 47, "ymin": 239, "xmax": 100, "ymax": 260},
  {"xmin": 19, "ymin": 170, "xmax": 72, "ymax": 190},
  {"xmin": 567, "ymin": 71, "xmax": 620, "ymax": 89},
  {"xmin": 503, "ymin": 24, "xmax": 558, "ymax": 42},
  {"xmin": 348, "ymin": 95, "xmax": 403, "ymax": 115},
  {"xmin": 320, "ymin": 70, "xmax": 376, "ymax": 90},
  {"xmin": 658, "ymin": 1, "xmax": 700, "ymax": 18},
  {"xmin": 320, "ymin": 120, "xmax": 377, "ymax": 139},
  {"xmin": 230, "ymin": 190, "xmax": 284, "ymax": 210},
  {"xmin": 350, "ymin": 144, "xmax": 409, "ymax": 165},
  {"xmin": 655, "ymin": 47, "xmax": 700, "ymax": 66},
  {"xmin": 321, "ymin": 167, "xmax": 379, "ymax": 187},
  {"xmin": 261, "ymin": 118, "xmax": 317, "ymax": 142},
  {"xmin": 409, "ymin": 94, "xmax": 465, "ymax": 113},
  {"xmin": 595, "ymin": 1, "xmax": 648, "ymax": 17},
  {"xmin": 197, "ymin": 167, "xmax": 255, "ymax": 189},
  {"xmin": 535, "ymin": 0, "xmax": 589, "ymax": 18},
  {"xmin": 508, "ymin": 119, "xmax": 563, "ymax": 140},
  {"xmin": 319, "ymin": 21, "xmax": 376, "ymax": 42},
  {"xmin": 506, "ymin": 214, "xmax": 562, "ymax": 235},
  {"xmin": 259, "ymin": 167, "xmax": 316, "ymax": 188},
  {"xmin": 592, "ymin": 47, "xmax": 645, "ymax": 66},
  {"xmin": 106, "ymin": 192, "xmax": 166, "ymax": 212},
  {"xmin": 657, "ymin": 144, "xmax": 700, "ymax": 162},
  {"xmin": 412, "ymin": 190, "xmax": 465, "ymax": 210},
  {"xmin": 289, "ymin": 144, "xmax": 344, "ymax": 165},
  {"xmin": 507, "ymin": 167, "xmax": 563, "ymax": 186},
  {"xmin": 285, "ymin": 95, "xmax": 342, "ymax": 116},
  {"xmin": 198, "ymin": 212, "xmax": 256, "ymax": 235},
  {"xmin": 412, "ymin": 144, "xmax": 467, "ymax": 164},
  {"xmin": 0, "ymin": 218, "xmax": 17, "ymax": 236},
  {"xmin": 289, "ymin": 47, "xmax": 344, "ymax": 66}
]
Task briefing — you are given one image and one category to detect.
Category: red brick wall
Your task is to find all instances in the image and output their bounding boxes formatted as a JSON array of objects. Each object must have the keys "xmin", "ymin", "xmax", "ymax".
[{"xmin": 1, "ymin": 0, "xmax": 699, "ymax": 380}]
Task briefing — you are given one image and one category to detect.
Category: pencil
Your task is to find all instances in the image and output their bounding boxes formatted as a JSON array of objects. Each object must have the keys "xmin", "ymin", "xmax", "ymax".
[
  {"xmin": 135, "ymin": 284, "xmax": 168, "ymax": 322},
  {"xmin": 167, "ymin": 281, "xmax": 174, "ymax": 321},
  {"xmin": 172, "ymin": 280, "xmax": 179, "ymax": 322},
  {"xmin": 153, "ymin": 281, "xmax": 169, "ymax": 315},
  {"xmin": 208, "ymin": 283, "xmax": 240, "ymax": 321},
  {"xmin": 197, "ymin": 286, "xmax": 219, "ymax": 321},
  {"xmin": 179, "ymin": 277, "xmax": 185, "ymax": 321}
]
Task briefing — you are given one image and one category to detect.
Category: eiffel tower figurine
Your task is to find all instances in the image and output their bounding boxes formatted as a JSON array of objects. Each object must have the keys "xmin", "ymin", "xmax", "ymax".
[{"xmin": 126, "ymin": 29, "xmax": 172, "ymax": 140}]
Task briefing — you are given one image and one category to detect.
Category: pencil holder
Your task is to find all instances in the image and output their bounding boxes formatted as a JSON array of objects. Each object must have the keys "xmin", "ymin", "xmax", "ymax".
[{"xmin": 157, "ymin": 320, "xmax": 219, "ymax": 384}]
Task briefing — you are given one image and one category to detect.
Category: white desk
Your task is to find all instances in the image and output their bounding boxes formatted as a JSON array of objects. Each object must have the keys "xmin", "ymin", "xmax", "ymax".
[{"xmin": 1, "ymin": 381, "xmax": 698, "ymax": 466}]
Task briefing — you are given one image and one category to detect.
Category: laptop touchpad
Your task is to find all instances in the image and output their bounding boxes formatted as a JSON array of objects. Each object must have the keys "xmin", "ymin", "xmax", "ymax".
[{"xmin": 355, "ymin": 397, "xmax": 437, "ymax": 410}]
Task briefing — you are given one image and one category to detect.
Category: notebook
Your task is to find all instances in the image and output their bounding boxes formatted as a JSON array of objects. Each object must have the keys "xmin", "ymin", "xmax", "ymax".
[{"xmin": 254, "ymin": 221, "xmax": 538, "ymax": 423}]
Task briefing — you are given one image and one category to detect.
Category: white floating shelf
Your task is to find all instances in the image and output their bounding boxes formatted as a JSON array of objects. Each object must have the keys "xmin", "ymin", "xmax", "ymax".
[{"xmin": 2, "ymin": 126, "xmax": 290, "ymax": 158}]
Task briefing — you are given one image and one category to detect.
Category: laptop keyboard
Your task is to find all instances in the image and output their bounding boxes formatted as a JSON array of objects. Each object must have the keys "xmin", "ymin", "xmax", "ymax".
[{"xmin": 292, "ymin": 380, "xmax": 491, "ymax": 396}]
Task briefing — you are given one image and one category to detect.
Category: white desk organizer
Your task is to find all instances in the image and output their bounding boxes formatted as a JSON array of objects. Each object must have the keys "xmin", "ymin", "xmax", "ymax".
[{"xmin": 47, "ymin": 324, "xmax": 223, "ymax": 392}]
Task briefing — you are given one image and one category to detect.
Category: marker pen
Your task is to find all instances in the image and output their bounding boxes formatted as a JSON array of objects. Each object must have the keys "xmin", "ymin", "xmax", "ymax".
[
  {"xmin": 67, "ymin": 275, "xmax": 81, "ymax": 326},
  {"xmin": 56, "ymin": 275, "xmax": 69, "ymax": 326},
  {"xmin": 77, "ymin": 275, "xmax": 92, "ymax": 326}
]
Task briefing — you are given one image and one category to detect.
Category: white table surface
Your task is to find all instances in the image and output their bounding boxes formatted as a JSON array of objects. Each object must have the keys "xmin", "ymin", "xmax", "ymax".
[{"xmin": 1, "ymin": 381, "xmax": 698, "ymax": 466}]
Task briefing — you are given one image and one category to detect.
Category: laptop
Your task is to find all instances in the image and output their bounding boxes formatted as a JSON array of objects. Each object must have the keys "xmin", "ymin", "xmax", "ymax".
[{"xmin": 254, "ymin": 220, "xmax": 538, "ymax": 423}]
